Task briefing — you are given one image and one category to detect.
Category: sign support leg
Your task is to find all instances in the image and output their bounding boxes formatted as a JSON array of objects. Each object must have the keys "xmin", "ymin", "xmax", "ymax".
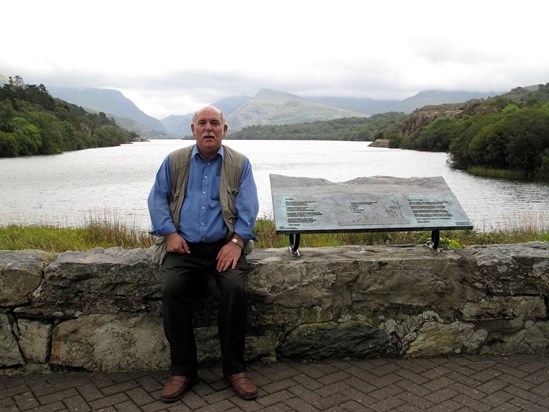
[
  {"xmin": 427, "ymin": 230, "xmax": 441, "ymax": 252},
  {"xmin": 289, "ymin": 233, "xmax": 301, "ymax": 257}
]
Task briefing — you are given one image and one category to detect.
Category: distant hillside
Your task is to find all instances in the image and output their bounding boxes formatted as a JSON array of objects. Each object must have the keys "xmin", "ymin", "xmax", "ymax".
[
  {"xmin": 308, "ymin": 96, "xmax": 399, "ymax": 114},
  {"xmin": 161, "ymin": 95, "xmax": 252, "ymax": 137},
  {"xmin": 161, "ymin": 114, "xmax": 193, "ymax": 138},
  {"xmin": 164, "ymin": 89, "xmax": 367, "ymax": 137},
  {"xmin": 228, "ymin": 112, "xmax": 406, "ymax": 141},
  {"xmin": 48, "ymin": 86, "xmax": 167, "ymax": 136},
  {"xmin": 214, "ymin": 95, "xmax": 253, "ymax": 116},
  {"xmin": 309, "ymin": 90, "xmax": 496, "ymax": 115},
  {"xmin": 392, "ymin": 90, "xmax": 497, "ymax": 113},
  {"xmin": 225, "ymin": 89, "xmax": 367, "ymax": 131}
]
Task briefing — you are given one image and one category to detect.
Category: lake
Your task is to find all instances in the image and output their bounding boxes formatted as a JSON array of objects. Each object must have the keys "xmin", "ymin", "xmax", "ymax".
[{"xmin": 1, "ymin": 139, "xmax": 548, "ymax": 232}]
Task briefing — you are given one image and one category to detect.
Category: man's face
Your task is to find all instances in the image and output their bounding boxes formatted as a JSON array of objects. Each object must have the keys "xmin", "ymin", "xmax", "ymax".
[{"xmin": 191, "ymin": 107, "xmax": 228, "ymax": 159}]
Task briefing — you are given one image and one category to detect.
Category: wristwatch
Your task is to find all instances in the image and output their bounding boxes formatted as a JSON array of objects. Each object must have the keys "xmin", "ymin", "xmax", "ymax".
[{"xmin": 230, "ymin": 238, "xmax": 244, "ymax": 249}]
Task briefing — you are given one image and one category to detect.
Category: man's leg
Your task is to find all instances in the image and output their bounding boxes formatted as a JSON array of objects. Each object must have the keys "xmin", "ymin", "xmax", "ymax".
[
  {"xmin": 161, "ymin": 252, "xmax": 202, "ymax": 377},
  {"xmin": 215, "ymin": 254, "xmax": 258, "ymax": 400},
  {"xmin": 215, "ymin": 254, "xmax": 249, "ymax": 374}
]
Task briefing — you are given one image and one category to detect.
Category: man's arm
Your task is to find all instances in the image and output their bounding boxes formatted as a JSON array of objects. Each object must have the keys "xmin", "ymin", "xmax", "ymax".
[
  {"xmin": 233, "ymin": 158, "xmax": 259, "ymax": 241},
  {"xmin": 147, "ymin": 156, "xmax": 179, "ymax": 236},
  {"xmin": 216, "ymin": 158, "xmax": 259, "ymax": 271},
  {"xmin": 148, "ymin": 157, "xmax": 191, "ymax": 254}
]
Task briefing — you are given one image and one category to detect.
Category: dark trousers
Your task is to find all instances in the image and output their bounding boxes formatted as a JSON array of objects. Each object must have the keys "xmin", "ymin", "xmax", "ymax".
[{"xmin": 161, "ymin": 241, "xmax": 249, "ymax": 377}]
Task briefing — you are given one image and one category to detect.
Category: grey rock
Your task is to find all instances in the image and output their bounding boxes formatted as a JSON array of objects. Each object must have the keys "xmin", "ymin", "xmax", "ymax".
[
  {"xmin": 0, "ymin": 314, "xmax": 24, "ymax": 367},
  {"xmin": 17, "ymin": 319, "xmax": 51, "ymax": 363},
  {"xmin": 0, "ymin": 250, "xmax": 51, "ymax": 306}
]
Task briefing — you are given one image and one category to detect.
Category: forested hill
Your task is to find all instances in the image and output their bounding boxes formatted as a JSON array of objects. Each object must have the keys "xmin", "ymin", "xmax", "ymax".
[
  {"xmin": 393, "ymin": 83, "xmax": 549, "ymax": 179},
  {"xmin": 226, "ymin": 112, "xmax": 406, "ymax": 141},
  {"xmin": 227, "ymin": 83, "xmax": 549, "ymax": 180},
  {"xmin": 0, "ymin": 76, "xmax": 138, "ymax": 157}
]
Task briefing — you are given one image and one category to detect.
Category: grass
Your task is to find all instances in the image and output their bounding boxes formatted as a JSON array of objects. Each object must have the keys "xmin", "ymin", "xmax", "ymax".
[
  {"xmin": 0, "ymin": 216, "xmax": 547, "ymax": 253},
  {"xmin": 467, "ymin": 166, "xmax": 538, "ymax": 180}
]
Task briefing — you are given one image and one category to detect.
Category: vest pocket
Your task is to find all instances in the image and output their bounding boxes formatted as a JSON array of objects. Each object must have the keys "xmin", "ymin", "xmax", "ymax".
[
  {"xmin": 169, "ymin": 190, "xmax": 181, "ymax": 215},
  {"xmin": 225, "ymin": 186, "xmax": 239, "ymax": 212}
]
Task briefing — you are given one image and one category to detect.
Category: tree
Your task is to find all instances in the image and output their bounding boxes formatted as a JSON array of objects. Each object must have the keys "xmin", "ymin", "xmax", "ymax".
[
  {"xmin": 12, "ymin": 117, "xmax": 42, "ymax": 155},
  {"xmin": 0, "ymin": 131, "xmax": 18, "ymax": 157}
]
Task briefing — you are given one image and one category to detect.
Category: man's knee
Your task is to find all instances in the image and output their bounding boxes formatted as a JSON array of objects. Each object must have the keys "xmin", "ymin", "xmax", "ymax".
[{"xmin": 216, "ymin": 269, "xmax": 247, "ymax": 294}]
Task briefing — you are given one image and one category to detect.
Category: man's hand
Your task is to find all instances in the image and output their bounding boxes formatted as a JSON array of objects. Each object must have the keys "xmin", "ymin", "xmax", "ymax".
[
  {"xmin": 166, "ymin": 232, "xmax": 190, "ymax": 254},
  {"xmin": 216, "ymin": 241, "xmax": 242, "ymax": 272}
]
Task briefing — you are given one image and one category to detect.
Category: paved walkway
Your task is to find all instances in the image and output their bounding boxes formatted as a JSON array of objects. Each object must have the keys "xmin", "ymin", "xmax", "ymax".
[{"xmin": 1, "ymin": 355, "xmax": 548, "ymax": 411}]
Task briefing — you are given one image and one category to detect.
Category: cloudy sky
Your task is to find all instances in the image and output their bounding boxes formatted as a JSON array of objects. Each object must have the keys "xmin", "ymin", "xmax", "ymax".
[{"xmin": 2, "ymin": 0, "xmax": 548, "ymax": 119}]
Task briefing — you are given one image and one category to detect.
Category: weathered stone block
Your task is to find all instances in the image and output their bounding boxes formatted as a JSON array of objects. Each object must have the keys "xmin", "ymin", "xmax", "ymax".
[
  {"xmin": 35, "ymin": 248, "xmax": 161, "ymax": 314},
  {"xmin": 481, "ymin": 321, "xmax": 549, "ymax": 354},
  {"xmin": 467, "ymin": 242, "xmax": 549, "ymax": 295},
  {"xmin": 353, "ymin": 256, "xmax": 466, "ymax": 312},
  {"xmin": 50, "ymin": 314, "xmax": 169, "ymax": 372},
  {"xmin": 0, "ymin": 314, "xmax": 24, "ymax": 367},
  {"xmin": 462, "ymin": 296, "xmax": 547, "ymax": 320},
  {"xmin": 0, "ymin": 250, "xmax": 50, "ymax": 307},
  {"xmin": 277, "ymin": 321, "xmax": 393, "ymax": 359},
  {"xmin": 406, "ymin": 321, "xmax": 487, "ymax": 357},
  {"xmin": 17, "ymin": 319, "xmax": 51, "ymax": 363}
]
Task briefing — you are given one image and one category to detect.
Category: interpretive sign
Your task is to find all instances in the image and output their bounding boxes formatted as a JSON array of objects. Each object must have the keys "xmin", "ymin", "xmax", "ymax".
[{"xmin": 270, "ymin": 174, "xmax": 473, "ymax": 254}]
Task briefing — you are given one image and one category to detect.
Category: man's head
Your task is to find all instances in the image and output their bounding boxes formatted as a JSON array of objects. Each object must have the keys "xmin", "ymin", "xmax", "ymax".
[{"xmin": 191, "ymin": 106, "xmax": 228, "ymax": 159}]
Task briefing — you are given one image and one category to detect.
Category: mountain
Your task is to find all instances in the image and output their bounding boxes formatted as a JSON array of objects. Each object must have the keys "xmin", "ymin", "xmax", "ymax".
[
  {"xmin": 39, "ymin": 81, "xmax": 499, "ymax": 137},
  {"xmin": 226, "ymin": 89, "xmax": 366, "ymax": 132},
  {"xmin": 308, "ymin": 96, "xmax": 399, "ymax": 114},
  {"xmin": 309, "ymin": 90, "xmax": 496, "ymax": 115},
  {"xmin": 160, "ymin": 94, "xmax": 252, "ymax": 137},
  {"xmin": 391, "ymin": 90, "xmax": 497, "ymax": 113},
  {"xmin": 47, "ymin": 86, "xmax": 167, "ymax": 135},
  {"xmin": 163, "ymin": 89, "xmax": 367, "ymax": 137},
  {"xmin": 161, "ymin": 114, "xmax": 193, "ymax": 137}
]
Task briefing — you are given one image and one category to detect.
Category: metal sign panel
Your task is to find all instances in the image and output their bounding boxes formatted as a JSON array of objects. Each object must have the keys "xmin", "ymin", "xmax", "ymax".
[{"xmin": 270, "ymin": 174, "xmax": 473, "ymax": 233}]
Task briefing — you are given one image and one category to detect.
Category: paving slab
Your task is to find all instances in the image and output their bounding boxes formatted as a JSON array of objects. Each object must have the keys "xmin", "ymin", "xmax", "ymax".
[{"xmin": 1, "ymin": 355, "xmax": 548, "ymax": 411}]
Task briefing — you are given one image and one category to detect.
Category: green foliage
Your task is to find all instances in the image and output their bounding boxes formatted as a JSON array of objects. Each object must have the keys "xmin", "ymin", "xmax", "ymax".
[
  {"xmin": 228, "ymin": 112, "xmax": 406, "ymax": 141},
  {"xmin": 0, "ymin": 130, "xmax": 18, "ymax": 157},
  {"xmin": 0, "ymin": 75, "xmax": 136, "ymax": 157},
  {"xmin": 403, "ymin": 117, "xmax": 466, "ymax": 152},
  {"xmin": 396, "ymin": 83, "xmax": 549, "ymax": 180}
]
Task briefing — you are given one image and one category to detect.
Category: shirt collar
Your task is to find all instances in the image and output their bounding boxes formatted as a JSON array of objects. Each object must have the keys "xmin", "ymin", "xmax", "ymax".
[{"xmin": 192, "ymin": 144, "xmax": 224, "ymax": 160}]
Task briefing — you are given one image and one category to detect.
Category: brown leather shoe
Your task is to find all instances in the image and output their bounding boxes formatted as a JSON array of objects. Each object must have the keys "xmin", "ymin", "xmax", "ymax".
[
  {"xmin": 224, "ymin": 371, "xmax": 258, "ymax": 400},
  {"xmin": 161, "ymin": 375, "xmax": 198, "ymax": 403}
]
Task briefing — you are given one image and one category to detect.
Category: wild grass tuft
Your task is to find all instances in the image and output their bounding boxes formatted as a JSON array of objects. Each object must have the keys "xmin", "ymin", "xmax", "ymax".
[{"xmin": 0, "ymin": 215, "xmax": 547, "ymax": 253}]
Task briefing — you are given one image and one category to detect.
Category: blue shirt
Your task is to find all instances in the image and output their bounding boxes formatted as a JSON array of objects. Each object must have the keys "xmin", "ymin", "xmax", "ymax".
[{"xmin": 147, "ymin": 145, "xmax": 259, "ymax": 243}]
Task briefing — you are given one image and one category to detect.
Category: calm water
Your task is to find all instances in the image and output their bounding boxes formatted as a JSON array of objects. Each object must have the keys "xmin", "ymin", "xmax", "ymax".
[{"xmin": 1, "ymin": 139, "xmax": 548, "ymax": 232}]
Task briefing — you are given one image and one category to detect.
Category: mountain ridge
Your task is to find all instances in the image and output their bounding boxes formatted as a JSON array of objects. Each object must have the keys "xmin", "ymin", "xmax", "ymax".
[
  {"xmin": 47, "ymin": 86, "xmax": 167, "ymax": 135},
  {"xmin": 1, "ymin": 75, "xmax": 501, "ymax": 137}
]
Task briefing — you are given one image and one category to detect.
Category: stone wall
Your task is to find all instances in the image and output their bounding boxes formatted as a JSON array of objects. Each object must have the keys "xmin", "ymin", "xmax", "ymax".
[{"xmin": 1, "ymin": 242, "xmax": 548, "ymax": 373}]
